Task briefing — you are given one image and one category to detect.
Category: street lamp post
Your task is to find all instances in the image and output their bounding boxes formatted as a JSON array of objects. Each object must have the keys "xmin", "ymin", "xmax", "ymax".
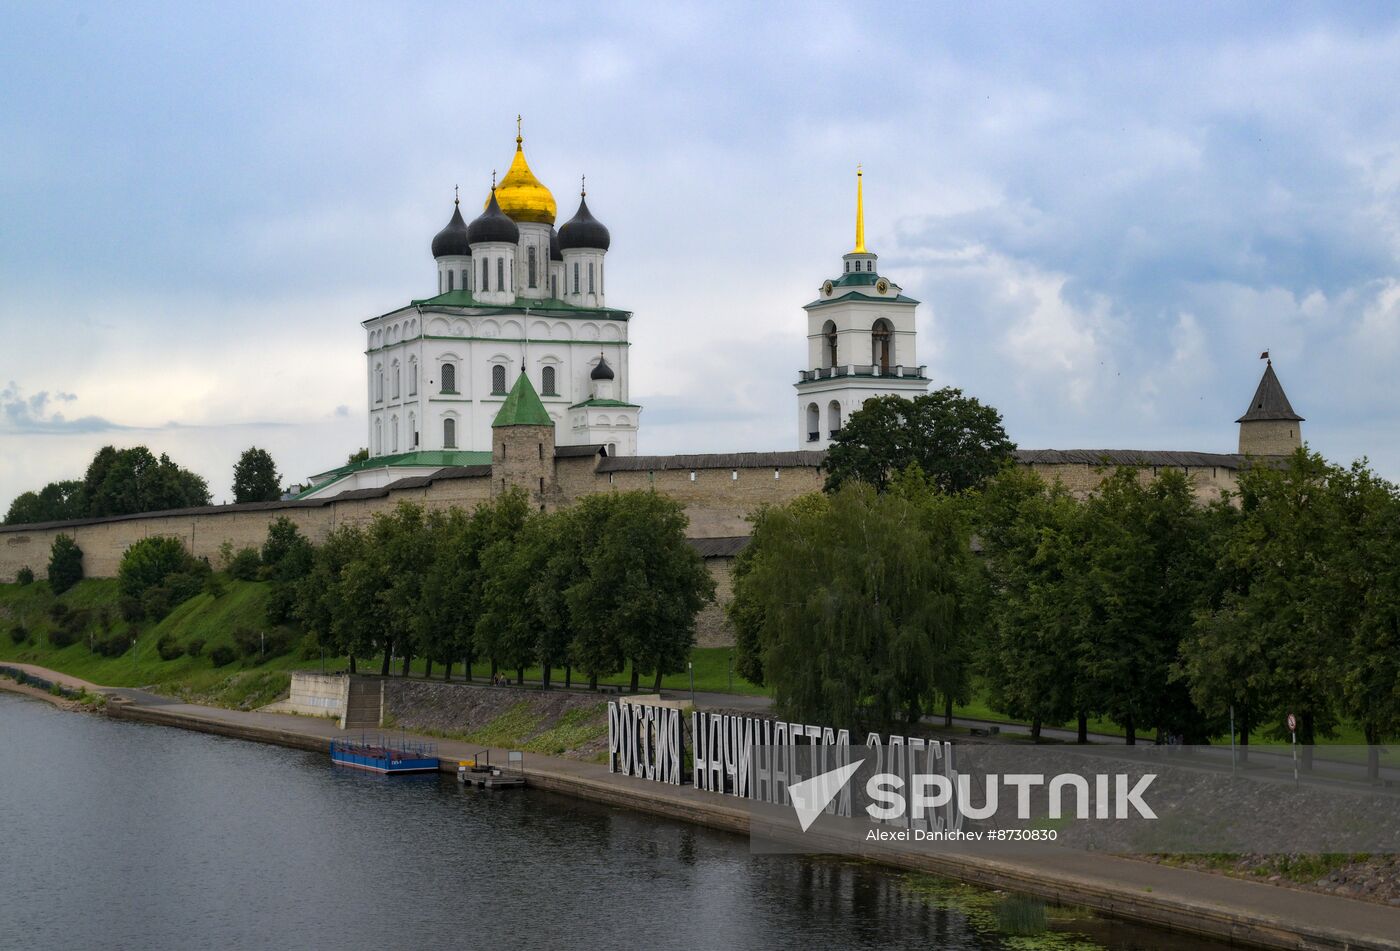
[{"xmin": 688, "ymin": 661, "xmax": 695, "ymax": 706}]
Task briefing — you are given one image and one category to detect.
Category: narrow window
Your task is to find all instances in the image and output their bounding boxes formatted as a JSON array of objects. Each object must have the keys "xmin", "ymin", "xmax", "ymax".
[
  {"xmin": 538, "ymin": 477, "xmax": 544, "ymax": 494},
  {"xmin": 492, "ymin": 364, "xmax": 506, "ymax": 394},
  {"xmin": 408, "ymin": 359, "xmax": 417, "ymax": 396},
  {"xmin": 461, "ymin": 269, "xmax": 468, "ymax": 292},
  {"xmin": 542, "ymin": 365, "xmax": 556, "ymax": 396},
  {"xmin": 447, "ymin": 270, "xmax": 454, "ymax": 292},
  {"xmin": 391, "ymin": 417, "xmax": 399, "ymax": 452},
  {"xmin": 573, "ymin": 262, "xmax": 579, "ymax": 294},
  {"xmin": 441, "ymin": 362, "xmax": 456, "ymax": 394},
  {"xmin": 482, "ymin": 259, "xmax": 489, "ymax": 291},
  {"xmin": 373, "ymin": 418, "xmax": 381, "ymax": 454},
  {"xmin": 528, "ymin": 246, "xmax": 537, "ymax": 288},
  {"xmin": 393, "ymin": 364, "xmax": 400, "ymax": 398},
  {"xmin": 689, "ymin": 470, "xmax": 696, "ymax": 482},
  {"xmin": 537, "ymin": 442, "xmax": 543, "ymax": 460},
  {"xmin": 497, "ymin": 257, "xmax": 504, "ymax": 292},
  {"xmin": 551, "ymin": 274, "xmax": 558, "ymax": 298},
  {"xmin": 588, "ymin": 262, "xmax": 595, "ymax": 294},
  {"xmin": 443, "ymin": 417, "xmax": 456, "ymax": 448},
  {"xmin": 439, "ymin": 272, "xmax": 444, "ymax": 293},
  {"xmin": 731, "ymin": 470, "xmax": 738, "ymax": 481}
]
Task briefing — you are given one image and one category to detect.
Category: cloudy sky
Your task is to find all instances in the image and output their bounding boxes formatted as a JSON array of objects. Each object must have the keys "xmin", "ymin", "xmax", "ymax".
[{"xmin": 3, "ymin": 2, "xmax": 1399, "ymax": 510}]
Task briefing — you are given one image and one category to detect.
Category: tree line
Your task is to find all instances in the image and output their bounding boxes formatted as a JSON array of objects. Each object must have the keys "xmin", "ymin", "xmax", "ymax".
[
  {"xmin": 5, "ymin": 445, "xmax": 287, "ymax": 525},
  {"xmin": 290, "ymin": 489, "xmax": 714, "ymax": 689},
  {"xmin": 732, "ymin": 391, "xmax": 1400, "ymax": 777}
]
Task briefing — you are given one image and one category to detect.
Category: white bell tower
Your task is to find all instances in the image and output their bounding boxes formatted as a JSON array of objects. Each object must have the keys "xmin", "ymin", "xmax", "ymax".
[{"xmin": 795, "ymin": 168, "xmax": 929, "ymax": 448}]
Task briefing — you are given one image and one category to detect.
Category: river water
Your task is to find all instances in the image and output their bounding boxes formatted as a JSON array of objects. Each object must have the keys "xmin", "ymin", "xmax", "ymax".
[{"xmin": 0, "ymin": 693, "xmax": 1232, "ymax": 950}]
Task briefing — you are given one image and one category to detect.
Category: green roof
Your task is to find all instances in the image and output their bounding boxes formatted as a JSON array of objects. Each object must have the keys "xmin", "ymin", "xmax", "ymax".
[
  {"xmin": 833, "ymin": 271, "xmax": 880, "ymax": 287},
  {"xmin": 298, "ymin": 449, "xmax": 493, "ymax": 499},
  {"xmin": 492, "ymin": 371, "xmax": 553, "ymax": 428},
  {"xmin": 396, "ymin": 290, "xmax": 632, "ymax": 319},
  {"xmin": 569, "ymin": 398, "xmax": 641, "ymax": 409},
  {"xmin": 804, "ymin": 289, "xmax": 920, "ymax": 310}
]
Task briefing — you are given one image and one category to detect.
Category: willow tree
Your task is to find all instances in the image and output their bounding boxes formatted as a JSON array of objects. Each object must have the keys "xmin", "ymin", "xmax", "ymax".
[{"xmin": 732, "ymin": 481, "xmax": 978, "ymax": 730}]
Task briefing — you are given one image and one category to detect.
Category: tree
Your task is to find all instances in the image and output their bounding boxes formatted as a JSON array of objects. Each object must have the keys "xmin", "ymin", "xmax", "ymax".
[
  {"xmin": 1078, "ymin": 468, "xmax": 1217, "ymax": 744},
  {"xmin": 1181, "ymin": 450, "xmax": 1345, "ymax": 768},
  {"xmin": 117, "ymin": 536, "xmax": 195, "ymax": 601},
  {"xmin": 295, "ymin": 524, "xmax": 367, "ymax": 671},
  {"xmin": 47, "ymin": 534, "xmax": 84, "ymax": 595},
  {"xmin": 347, "ymin": 448, "xmax": 369, "ymax": 465},
  {"xmin": 233, "ymin": 447, "xmax": 282, "ymax": 503},
  {"xmin": 729, "ymin": 482, "xmax": 975, "ymax": 730},
  {"xmin": 571, "ymin": 492, "xmax": 714, "ymax": 692},
  {"xmin": 5, "ymin": 480, "xmax": 84, "ymax": 525},
  {"xmin": 476, "ymin": 510, "xmax": 553, "ymax": 683},
  {"xmin": 261, "ymin": 517, "xmax": 314, "ymax": 625},
  {"xmin": 823, "ymin": 388, "xmax": 1015, "ymax": 494},
  {"xmin": 976, "ymin": 466, "xmax": 1086, "ymax": 741},
  {"xmin": 82, "ymin": 446, "xmax": 210, "ymax": 516}
]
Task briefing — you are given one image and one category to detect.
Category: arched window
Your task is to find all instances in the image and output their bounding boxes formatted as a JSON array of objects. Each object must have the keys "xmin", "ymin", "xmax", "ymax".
[
  {"xmin": 481, "ymin": 259, "xmax": 489, "ymax": 291},
  {"xmin": 390, "ymin": 415, "xmax": 399, "ymax": 452},
  {"xmin": 373, "ymin": 418, "xmax": 382, "ymax": 455},
  {"xmin": 828, "ymin": 400, "xmax": 841, "ymax": 438},
  {"xmin": 588, "ymin": 262, "xmax": 595, "ymax": 294},
  {"xmin": 447, "ymin": 270, "xmax": 454, "ymax": 292},
  {"xmin": 542, "ymin": 365, "xmax": 556, "ymax": 396},
  {"xmin": 441, "ymin": 362, "xmax": 456, "ymax": 394},
  {"xmin": 392, "ymin": 362, "xmax": 401, "ymax": 399},
  {"xmin": 497, "ymin": 257, "xmax": 504, "ymax": 292},
  {"xmin": 872, "ymin": 319, "xmax": 893, "ymax": 371},
  {"xmin": 374, "ymin": 364, "xmax": 384, "ymax": 402},
  {"xmin": 551, "ymin": 274, "xmax": 558, "ymax": 299},
  {"xmin": 408, "ymin": 357, "xmax": 418, "ymax": 396},
  {"xmin": 408, "ymin": 411, "xmax": 417, "ymax": 447},
  {"xmin": 443, "ymin": 417, "xmax": 456, "ymax": 449},
  {"xmin": 572, "ymin": 262, "xmax": 579, "ymax": 294},
  {"xmin": 806, "ymin": 403, "xmax": 820, "ymax": 442},
  {"xmin": 823, "ymin": 320, "xmax": 838, "ymax": 368},
  {"xmin": 492, "ymin": 364, "xmax": 507, "ymax": 394},
  {"xmin": 528, "ymin": 246, "xmax": 537, "ymax": 288}
]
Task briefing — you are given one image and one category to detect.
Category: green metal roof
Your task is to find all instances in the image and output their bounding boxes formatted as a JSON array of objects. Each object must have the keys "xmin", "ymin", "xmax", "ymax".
[
  {"xmin": 393, "ymin": 290, "xmax": 632, "ymax": 319},
  {"xmin": 569, "ymin": 398, "xmax": 641, "ymax": 409},
  {"xmin": 804, "ymin": 289, "xmax": 920, "ymax": 310},
  {"xmin": 833, "ymin": 271, "xmax": 880, "ymax": 287},
  {"xmin": 492, "ymin": 371, "xmax": 553, "ymax": 428},
  {"xmin": 298, "ymin": 449, "xmax": 493, "ymax": 498}
]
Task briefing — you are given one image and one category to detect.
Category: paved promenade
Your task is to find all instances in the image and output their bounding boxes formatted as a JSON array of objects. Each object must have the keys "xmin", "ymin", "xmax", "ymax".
[{"xmin": 3, "ymin": 664, "xmax": 1398, "ymax": 950}]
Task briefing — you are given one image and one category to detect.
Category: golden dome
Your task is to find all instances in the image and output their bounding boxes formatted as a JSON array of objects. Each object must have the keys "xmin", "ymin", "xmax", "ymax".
[{"xmin": 489, "ymin": 119, "xmax": 556, "ymax": 225}]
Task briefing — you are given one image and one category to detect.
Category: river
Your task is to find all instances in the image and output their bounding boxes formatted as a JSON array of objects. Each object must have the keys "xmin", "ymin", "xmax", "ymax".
[{"xmin": 0, "ymin": 692, "xmax": 1234, "ymax": 950}]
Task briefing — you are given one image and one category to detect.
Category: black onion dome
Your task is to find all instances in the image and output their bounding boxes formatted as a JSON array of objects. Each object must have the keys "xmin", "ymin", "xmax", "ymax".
[
  {"xmin": 591, "ymin": 355, "xmax": 614, "ymax": 381},
  {"xmin": 558, "ymin": 195, "xmax": 610, "ymax": 251},
  {"xmin": 549, "ymin": 227, "xmax": 563, "ymax": 262},
  {"xmin": 431, "ymin": 203, "xmax": 472, "ymax": 257},
  {"xmin": 467, "ymin": 189, "xmax": 520, "ymax": 245}
]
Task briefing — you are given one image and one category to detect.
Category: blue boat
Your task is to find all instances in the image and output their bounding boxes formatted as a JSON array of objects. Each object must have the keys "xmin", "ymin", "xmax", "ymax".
[{"xmin": 330, "ymin": 735, "xmax": 439, "ymax": 774}]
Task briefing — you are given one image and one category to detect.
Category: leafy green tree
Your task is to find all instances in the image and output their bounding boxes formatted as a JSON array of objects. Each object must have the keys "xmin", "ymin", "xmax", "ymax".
[
  {"xmin": 117, "ymin": 536, "xmax": 195, "ymax": 601},
  {"xmin": 976, "ymin": 466, "xmax": 1086, "ymax": 741},
  {"xmin": 82, "ymin": 446, "xmax": 210, "ymax": 516},
  {"xmin": 415, "ymin": 508, "xmax": 474, "ymax": 680},
  {"xmin": 572, "ymin": 492, "xmax": 714, "ymax": 692},
  {"xmin": 5, "ymin": 480, "xmax": 84, "ymax": 525},
  {"xmin": 1078, "ymin": 468, "xmax": 1217, "ymax": 744},
  {"xmin": 295, "ymin": 524, "xmax": 367, "ymax": 671},
  {"xmin": 347, "ymin": 448, "xmax": 369, "ymax": 465},
  {"xmin": 731, "ymin": 482, "xmax": 974, "ymax": 730},
  {"xmin": 476, "ymin": 510, "xmax": 552, "ymax": 683},
  {"xmin": 1181, "ymin": 450, "xmax": 1344, "ymax": 768},
  {"xmin": 46, "ymin": 534, "xmax": 84, "ymax": 595},
  {"xmin": 823, "ymin": 388, "xmax": 1015, "ymax": 494},
  {"xmin": 233, "ymin": 447, "xmax": 282, "ymax": 503},
  {"xmin": 261, "ymin": 517, "xmax": 314, "ymax": 625}
]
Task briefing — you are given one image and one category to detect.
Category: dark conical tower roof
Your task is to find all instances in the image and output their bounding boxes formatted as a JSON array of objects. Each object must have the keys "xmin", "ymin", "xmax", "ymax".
[
  {"xmin": 558, "ymin": 193, "xmax": 610, "ymax": 251},
  {"xmin": 1237, "ymin": 361, "xmax": 1304, "ymax": 422},
  {"xmin": 468, "ymin": 188, "xmax": 521, "ymax": 246},
  {"xmin": 590, "ymin": 355, "xmax": 614, "ymax": 381}
]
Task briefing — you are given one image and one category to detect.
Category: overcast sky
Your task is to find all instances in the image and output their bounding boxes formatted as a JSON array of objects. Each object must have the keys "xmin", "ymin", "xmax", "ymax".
[{"xmin": 3, "ymin": 2, "xmax": 1399, "ymax": 510}]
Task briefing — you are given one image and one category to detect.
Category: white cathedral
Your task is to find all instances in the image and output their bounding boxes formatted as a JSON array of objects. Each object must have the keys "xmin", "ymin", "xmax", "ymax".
[{"xmin": 302, "ymin": 127, "xmax": 923, "ymax": 497}]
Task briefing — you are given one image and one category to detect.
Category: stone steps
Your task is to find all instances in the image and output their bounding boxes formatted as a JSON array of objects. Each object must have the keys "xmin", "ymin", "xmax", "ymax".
[{"xmin": 340, "ymin": 677, "xmax": 382, "ymax": 730}]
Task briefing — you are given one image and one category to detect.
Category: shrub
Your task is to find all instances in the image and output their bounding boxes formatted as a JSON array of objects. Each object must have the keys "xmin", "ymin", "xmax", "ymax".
[
  {"xmin": 227, "ymin": 547, "xmax": 261, "ymax": 581},
  {"xmin": 233, "ymin": 626, "xmax": 263, "ymax": 657},
  {"xmin": 15, "ymin": 566, "xmax": 34, "ymax": 585},
  {"xmin": 47, "ymin": 534, "xmax": 84, "ymax": 595},
  {"xmin": 187, "ymin": 638, "xmax": 205, "ymax": 657},
  {"xmin": 141, "ymin": 586, "xmax": 174, "ymax": 621},
  {"xmin": 48, "ymin": 625, "xmax": 78, "ymax": 648},
  {"xmin": 209, "ymin": 645, "xmax": 237, "ymax": 668},
  {"xmin": 217, "ymin": 540, "xmax": 235, "ymax": 571},
  {"xmin": 9, "ymin": 624, "xmax": 28, "ymax": 645},
  {"xmin": 165, "ymin": 569, "xmax": 206, "ymax": 607},
  {"xmin": 119, "ymin": 595, "xmax": 144, "ymax": 623},
  {"xmin": 156, "ymin": 634, "xmax": 185, "ymax": 661},
  {"xmin": 47, "ymin": 602, "xmax": 70, "ymax": 624},
  {"xmin": 97, "ymin": 606, "xmax": 113, "ymax": 634},
  {"xmin": 118, "ymin": 536, "xmax": 193, "ymax": 600},
  {"xmin": 204, "ymin": 574, "xmax": 226, "ymax": 599},
  {"xmin": 94, "ymin": 634, "xmax": 131, "ymax": 658}
]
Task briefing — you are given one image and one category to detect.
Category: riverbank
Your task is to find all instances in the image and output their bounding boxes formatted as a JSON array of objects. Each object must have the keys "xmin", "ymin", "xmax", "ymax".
[{"xmin": 3, "ymin": 670, "xmax": 1393, "ymax": 951}]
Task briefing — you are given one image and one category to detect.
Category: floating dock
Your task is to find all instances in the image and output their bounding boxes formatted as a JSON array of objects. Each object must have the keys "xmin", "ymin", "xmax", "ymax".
[{"xmin": 330, "ymin": 735, "xmax": 439, "ymax": 774}]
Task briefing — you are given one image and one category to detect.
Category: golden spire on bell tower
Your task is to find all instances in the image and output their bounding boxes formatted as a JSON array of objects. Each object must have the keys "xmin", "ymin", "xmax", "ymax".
[{"xmin": 852, "ymin": 164, "xmax": 867, "ymax": 254}]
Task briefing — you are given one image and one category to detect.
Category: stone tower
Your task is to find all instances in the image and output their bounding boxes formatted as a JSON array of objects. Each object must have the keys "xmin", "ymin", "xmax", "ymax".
[
  {"xmin": 491, "ymin": 370, "xmax": 556, "ymax": 503},
  {"xmin": 1237, "ymin": 359, "xmax": 1304, "ymax": 456}
]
